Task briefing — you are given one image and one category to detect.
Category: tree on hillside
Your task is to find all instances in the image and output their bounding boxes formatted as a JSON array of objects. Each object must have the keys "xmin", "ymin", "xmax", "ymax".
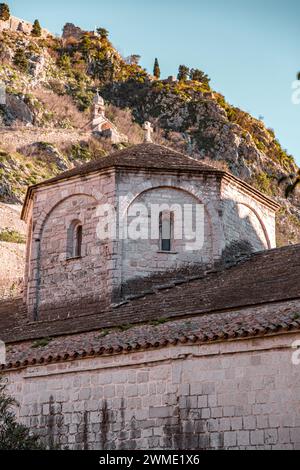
[
  {"xmin": 80, "ymin": 34, "xmax": 92, "ymax": 59},
  {"xmin": 280, "ymin": 170, "xmax": 300, "ymax": 197},
  {"xmin": 32, "ymin": 19, "xmax": 42, "ymax": 37},
  {"xmin": 126, "ymin": 54, "xmax": 141, "ymax": 65},
  {"xmin": 58, "ymin": 53, "xmax": 72, "ymax": 71},
  {"xmin": 97, "ymin": 27, "xmax": 109, "ymax": 39},
  {"xmin": 0, "ymin": 376, "xmax": 45, "ymax": 450},
  {"xmin": 297, "ymin": 72, "xmax": 300, "ymax": 81},
  {"xmin": 153, "ymin": 58, "xmax": 161, "ymax": 79},
  {"xmin": 13, "ymin": 48, "xmax": 29, "ymax": 73},
  {"xmin": 98, "ymin": 57, "xmax": 115, "ymax": 83},
  {"xmin": 0, "ymin": 3, "xmax": 10, "ymax": 21},
  {"xmin": 190, "ymin": 68, "xmax": 210, "ymax": 86},
  {"xmin": 177, "ymin": 65, "xmax": 190, "ymax": 81}
]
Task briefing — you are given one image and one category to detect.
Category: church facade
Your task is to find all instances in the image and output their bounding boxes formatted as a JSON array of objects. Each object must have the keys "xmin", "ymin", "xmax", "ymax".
[{"xmin": 0, "ymin": 142, "xmax": 300, "ymax": 450}]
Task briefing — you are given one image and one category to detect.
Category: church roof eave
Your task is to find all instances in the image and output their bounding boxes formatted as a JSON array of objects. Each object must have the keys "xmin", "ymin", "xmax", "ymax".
[{"xmin": 21, "ymin": 143, "xmax": 280, "ymax": 222}]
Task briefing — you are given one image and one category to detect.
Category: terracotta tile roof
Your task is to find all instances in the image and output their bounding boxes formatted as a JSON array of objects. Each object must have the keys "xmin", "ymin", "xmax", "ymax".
[
  {"xmin": 33, "ymin": 143, "xmax": 216, "ymax": 185},
  {"xmin": 1, "ymin": 244, "xmax": 300, "ymax": 347},
  {"xmin": 21, "ymin": 143, "xmax": 279, "ymax": 220},
  {"xmin": 2, "ymin": 299, "xmax": 300, "ymax": 371}
]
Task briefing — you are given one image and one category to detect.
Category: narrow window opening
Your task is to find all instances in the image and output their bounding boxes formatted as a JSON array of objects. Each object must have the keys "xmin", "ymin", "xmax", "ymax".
[
  {"xmin": 67, "ymin": 220, "xmax": 83, "ymax": 259},
  {"xmin": 74, "ymin": 225, "xmax": 82, "ymax": 258},
  {"xmin": 159, "ymin": 211, "xmax": 173, "ymax": 252}
]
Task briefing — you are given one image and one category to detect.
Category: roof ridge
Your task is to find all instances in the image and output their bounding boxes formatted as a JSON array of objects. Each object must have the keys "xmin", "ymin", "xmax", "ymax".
[{"xmin": 140, "ymin": 142, "xmax": 216, "ymax": 169}]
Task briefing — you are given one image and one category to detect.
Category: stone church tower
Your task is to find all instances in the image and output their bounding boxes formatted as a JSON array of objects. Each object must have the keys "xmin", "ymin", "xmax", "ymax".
[{"xmin": 91, "ymin": 91, "xmax": 128, "ymax": 144}]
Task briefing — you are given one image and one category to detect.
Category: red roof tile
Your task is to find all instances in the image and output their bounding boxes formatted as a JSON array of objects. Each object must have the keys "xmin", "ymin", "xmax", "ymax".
[{"xmin": 2, "ymin": 299, "xmax": 300, "ymax": 371}]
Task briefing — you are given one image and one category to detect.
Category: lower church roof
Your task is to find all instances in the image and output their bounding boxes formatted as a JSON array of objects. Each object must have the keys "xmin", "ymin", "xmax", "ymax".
[{"xmin": 0, "ymin": 243, "xmax": 300, "ymax": 370}]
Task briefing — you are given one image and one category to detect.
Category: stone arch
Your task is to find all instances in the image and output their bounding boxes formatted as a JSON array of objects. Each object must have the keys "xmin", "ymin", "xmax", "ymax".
[
  {"xmin": 236, "ymin": 202, "xmax": 271, "ymax": 249},
  {"xmin": 33, "ymin": 188, "xmax": 104, "ymax": 240},
  {"xmin": 121, "ymin": 183, "xmax": 222, "ymax": 259},
  {"xmin": 119, "ymin": 185, "xmax": 218, "ymax": 296}
]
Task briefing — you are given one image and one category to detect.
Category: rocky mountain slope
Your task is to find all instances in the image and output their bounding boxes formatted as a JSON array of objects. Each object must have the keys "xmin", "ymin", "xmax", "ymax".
[{"xmin": 0, "ymin": 23, "xmax": 299, "ymax": 296}]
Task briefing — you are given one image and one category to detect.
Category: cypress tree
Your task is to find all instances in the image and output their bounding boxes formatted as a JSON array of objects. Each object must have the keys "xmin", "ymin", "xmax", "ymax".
[
  {"xmin": 32, "ymin": 19, "xmax": 42, "ymax": 37},
  {"xmin": 0, "ymin": 3, "xmax": 10, "ymax": 21},
  {"xmin": 153, "ymin": 58, "xmax": 161, "ymax": 79}
]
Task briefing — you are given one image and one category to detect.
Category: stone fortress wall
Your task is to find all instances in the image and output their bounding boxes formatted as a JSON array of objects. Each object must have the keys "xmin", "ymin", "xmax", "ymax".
[
  {"xmin": 0, "ymin": 16, "xmax": 52, "ymax": 38},
  {"xmin": 0, "ymin": 203, "xmax": 26, "ymax": 298}
]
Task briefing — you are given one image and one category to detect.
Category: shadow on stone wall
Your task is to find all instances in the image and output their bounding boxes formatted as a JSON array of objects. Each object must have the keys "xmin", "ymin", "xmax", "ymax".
[
  {"xmin": 38, "ymin": 393, "xmax": 226, "ymax": 450},
  {"xmin": 118, "ymin": 199, "xmax": 269, "ymax": 301}
]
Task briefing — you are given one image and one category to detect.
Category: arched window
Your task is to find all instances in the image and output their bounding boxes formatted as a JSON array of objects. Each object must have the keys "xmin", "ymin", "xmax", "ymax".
[
  {"xmin": 67, "ymin": 220, "xmax": 83, "ymax": 259},
  {"xmin": 159, "ymin": 211, "xmax": 173, "ymax": 252}
]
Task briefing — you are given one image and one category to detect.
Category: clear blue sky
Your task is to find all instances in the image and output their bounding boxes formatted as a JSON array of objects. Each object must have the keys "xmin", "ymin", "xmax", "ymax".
[{"xmin": 9, "ymin": 0, "xmax": 300, "ymax": 165}]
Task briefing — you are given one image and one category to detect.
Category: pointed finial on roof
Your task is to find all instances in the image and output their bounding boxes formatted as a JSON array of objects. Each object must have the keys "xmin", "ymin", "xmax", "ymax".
[{"xmin": 143, "ymin": 121, "xmax": 153, "ymax": 143}]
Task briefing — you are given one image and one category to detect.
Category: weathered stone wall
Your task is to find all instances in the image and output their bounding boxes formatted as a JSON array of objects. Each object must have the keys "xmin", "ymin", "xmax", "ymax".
[
  {"xmin": 5, "ymin": 332, "xmax": 300, "ymax": 450},
  {"xmin": 121, "ymin": 187, "xmax": 213, "ymax": 284},
  {"xmin": 26, "ymin": 171, "xmax": 116, "ymax": 321},
  {"xmin": 23, "ymin": 167, "xmax": 278, "ymax": 313},
  {"xmin": 115, "ymin": 170, "xmax": 276, "ymax": 292},
  {"xmin": 0, "ymin": 242, "xmax": 25, "ymax": 296},
  {"xmin": 115, "ymin": 171, "xmax": 222, "ymax": 295},
  {"xmin": 221, "ymin": 180, "xmax": 276, "ymax": 255},
  {"xmin": 0, "ymin": 203, "xmax": 26, "ymax": 298},
  {"xmin": 0, "ymin": 16, "xmax": 51, "ymax": 37},
  {"xmin": 0, "ymin": 128, "xmax": 92, "ymax": 153}
]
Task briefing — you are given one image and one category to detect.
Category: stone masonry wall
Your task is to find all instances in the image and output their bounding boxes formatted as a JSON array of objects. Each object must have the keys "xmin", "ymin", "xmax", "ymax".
[
  {"xmin": 0, "ymin": 16, "xmax": 51, "ymax": 37},
  {"xmin": 24, "ymin": 168, "xmax": 278, "ymax": 313},
  {"xmin": 0, "ymin": 128, "xmax": 92, "ymax": 153},
  {"xmin": 221, "ymin": 180, "xmax": 276, "ymax": 253},
  {"xmin": 26, "ymin": 171, "xmax": 116, "ymax": 321},
  {"xmin": 5, "ymin": 331, "xmax": 300, "ymax": 450},
  {"xmin": 114, "ymin": 170, "xmax": 276, "ymax": 294},
  {"xmin": 115, "ymin": 171, "xmax": 223, "ymax": 295},
  {"xmin": 0, "ymin": 203, "xmax": 26, "ymax": 298},
  {"xmin": 121, "ymin": 187, "xmax": 213, "ymax": 284}
]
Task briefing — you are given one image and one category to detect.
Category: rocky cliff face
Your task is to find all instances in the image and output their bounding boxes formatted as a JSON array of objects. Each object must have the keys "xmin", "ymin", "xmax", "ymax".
[{"xmin": 102, "ymin": 80, "xmax": 300, "ymax": 245}]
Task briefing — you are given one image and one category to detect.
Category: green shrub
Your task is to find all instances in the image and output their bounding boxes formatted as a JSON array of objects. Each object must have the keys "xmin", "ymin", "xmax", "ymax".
[
  {"xmin": 0, "ymin": 230, "xmax": 25, "ymax": 244},
  {"xmin": 96, "ymin": 28, "xmax": 109, "ymax": 39},
  {"xmin": 13, "ymin": 49, "xmax": 29, "ymax": 73},
  {"xmin": 31, "ymin": 338, "xmax": 52, "ymax": 348},
  {"xmin": 177, "ymin": 64, "xmax": 190, "ymax": 81},
  {"xmin": 0, "ymin": 376, "xmax": 46, "ymax": 450},
  {"xmin": 253, "ymin": 172, "xmax": 273, "ymax": 196}
]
